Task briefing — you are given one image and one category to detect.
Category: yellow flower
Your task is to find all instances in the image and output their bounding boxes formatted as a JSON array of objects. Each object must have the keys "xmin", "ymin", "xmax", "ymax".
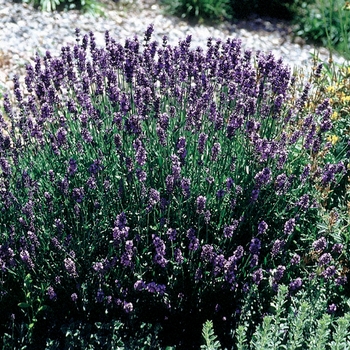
[
  {"xmin": 327, "ymin": 135, "xmax": 339, "ymax": 145},
  {"xmin": 326, "ymin": 85, "xmax": 336, "ymax": 93},
  {"xmin": 341, "ymin": 95, "xmax": 350, "ymax": 103},
  {"xmin": 331, "ymin": 111, "xmax": 339, "ymax": 120}
]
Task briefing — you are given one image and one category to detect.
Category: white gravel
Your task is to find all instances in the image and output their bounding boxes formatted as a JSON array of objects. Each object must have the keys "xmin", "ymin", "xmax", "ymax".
[{"xmin": 0, "ymin": 0, "xmax": 348, "ymax": 93}]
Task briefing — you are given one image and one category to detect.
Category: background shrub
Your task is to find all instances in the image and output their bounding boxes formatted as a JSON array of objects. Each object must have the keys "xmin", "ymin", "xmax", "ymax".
[
  {"xmin": 293, "ymin": 0, "xmax": 350, "ymax": 59},
  {"xmin": 22, "ymin": 0, "xmax": 103, "ymax": 13}
]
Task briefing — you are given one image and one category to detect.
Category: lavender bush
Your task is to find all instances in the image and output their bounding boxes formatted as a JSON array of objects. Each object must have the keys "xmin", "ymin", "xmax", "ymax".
[{"xmin": 0, "ymin": 26, "xmax": 349, "ymax": 348}]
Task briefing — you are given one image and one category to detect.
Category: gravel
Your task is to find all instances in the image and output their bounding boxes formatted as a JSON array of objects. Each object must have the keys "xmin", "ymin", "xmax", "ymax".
[{"xmin": 0, "ymin": 0, "xmax": 347, "ymax": 93}]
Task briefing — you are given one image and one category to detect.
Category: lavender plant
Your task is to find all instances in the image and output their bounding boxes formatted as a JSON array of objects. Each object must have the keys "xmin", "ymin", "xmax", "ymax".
[{"xmin": 0, "ymin": 26, "xmax": 348, "ymax": 348}]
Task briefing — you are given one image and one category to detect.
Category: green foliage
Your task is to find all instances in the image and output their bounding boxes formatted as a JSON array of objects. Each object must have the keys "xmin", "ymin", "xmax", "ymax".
[
  {"xmin": 23, "ymin": 0, "xmax": 103, "ymax": 14},
  {"xmin": 160, "ymin": 0, "xmax": 232, "ymax": 22},
  {"xmin": 234, "ymin": 283, "xmax": 350, "ymax": 349},
  {"xmin": 295, "ymin": 0, "xmax": 350, "ymax": 59},
  {"xmin": 201, "ymin": 320, "xmax": 221, "ymax": 350},
  {"xmin": 160, "ymin": 0, "xmax": 311, "ymax": 22}
]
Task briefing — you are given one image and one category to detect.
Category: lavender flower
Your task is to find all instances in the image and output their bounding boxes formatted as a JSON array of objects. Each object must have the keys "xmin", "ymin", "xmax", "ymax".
[
  {"xmin": 72, "ymin": 187, "xmax": 85, "ymax": 203},
  {"xmin": 148, "ymin": 188, "xmax": 160, "ymax": 207},
  {"xmin": 96, "ymin": 289, "xmax": 104, "ymax": 303},
  {"xmin": 163, "ymin": 228, "xmax": 176, "ymax": 242},
  {"xmin": 67, "ymin": 158, "xmax": 78, "ymax": 176},
  {"xmin": 273, "ymin": 265, "xmax": 286, "ymax": 282},
  {"xmin": 250, "ymin": 254, "xmax": 259, "ymax": 267},
  {"xmin": 284, "ymin": 218, "xmax": 296, "ymax": 235},
  {"xmin": 134, "ymin": 280, "xmax": 146, "ymax": 291},
  {"xmin": 327, "ymin": 303, "xmax": 337, "ymax": 314},
  {"xmin": 254, "ymin": 167, "xmax": 272, "ymax": 188},
  {"xmin": 198, "ymin": 133, "xmax": 208, "ymax": 154},
  {"xmin": 174, "ymin": 248, "xmax": 184, "ymax": 264},
  {"xmin": 211, "ymin": 142, "xmax": 221, "ymax": 161},
  {"xmin": 249, "ymin": 237, "xmax": 261, "ymax": 255},
  {"xmin": 93, "ymin": 261, "xmax": 104, "ymax": 273},
  {"xmin": 289, "ymin": 277, "xmax": 303, "ymax": 291},
  {"xmin": 296, "ymin": 194, "xmax": 310, "ymax": 210},
  {"xmin": 20, "ymin": 250, "xmax": 34, "ymax": 270},
  {"xmin": 47, "ymin": 286, "xmax": 57, "ymax": 301},
  {"xmin": 123, "ymin": 301, "xmax": 133, "ymax": 313},
  {"xmin": 226, "ymin": 177, "xmax": 234, "ymax": 191},
  {"xmin": 271, "ymin": 239, "xmax": 285, "ymax": 257},
  {"xmin": 166, "ymin": 175, "xmax": 175, "ymax": 193},
  {"xmin": 290, "ymin": 254, "xmax": 301, "ymax": 265},
  {"xmin": 71, "ymin": 293, "xmax": 78, "ymax": 302},
  {"xmin": 204, "ymin": 210, "xmax": 211, "ymax": 224},
  {"xmin": 251, "ymin": 189, "xmax": 260, "ymax": 202},
  {"xmin": 332, "ymin": 243, "xmax": 343, "ymax": 255},
  {"xmin": 134, "ymin": 141, "xmax": 147, "ymax": 166},
  {"xmin": 180, "ymin": 177, "xmax": 191, "ymax": 198},
  {"xmin": 252, "ymin": 268, "xmax": 263, "ymax": 285},
  {"xmin": 64, "ymin": 257, "xmax": 78, "ymax": 278},
  {"xmin": 257, "ymin": 221, "xmax": 268, "ymax": 235},
  {"xmin": 201, "ymin": 244, "xmax": 215, "ymax": 264},
  {"xmin": 318, "ymin": 253, "xmax": 332, "ymax": 266},
  {"xmin": 196, "ymin": 195, "xmax": 206, "ymax": 214},
  {"xmin": 312, "ymin": 237, "xmax": 327, "ymax": 252},
  {"xmin": 300, "ymin": 164, "xmax": 311, "ymax": 183},
  {"xmin": 223, "ymin": 221, "xmax": 239, "ymax": 238},
  {"xmin": 322, "ymin": 265, "xmax": 336, "ymax": 279}
]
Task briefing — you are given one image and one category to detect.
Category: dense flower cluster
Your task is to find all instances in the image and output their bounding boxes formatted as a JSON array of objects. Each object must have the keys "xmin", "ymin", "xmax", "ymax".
[{"xmin": 0, "ymin": 25, "xmax": 348, "ymax": 348}]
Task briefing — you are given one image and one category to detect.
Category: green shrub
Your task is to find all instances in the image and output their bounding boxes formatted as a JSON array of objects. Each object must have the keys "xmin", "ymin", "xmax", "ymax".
[
  {"xmin": 234, "ymin": 284, "xmax": 350, "ymax": 349},
  {"xmin": 295, "ymin": 0, "xmax": 350, "ymax": 59},
  {"xmin": 22, "ymin": 0, "xmax": 103, "ymax": 14},
  {"xmin": 160, "ymin": 0, "xmax": 233, "ymax": 22},
  {"xmin": 0, "ymin": 26, "xmax": 349, "ymax": 348}
]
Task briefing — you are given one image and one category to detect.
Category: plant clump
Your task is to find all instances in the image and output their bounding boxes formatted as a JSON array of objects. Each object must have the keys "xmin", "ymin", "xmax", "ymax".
[{"xmin": 0, "ymin": 25, "xmax": 349, "ymax": 348}]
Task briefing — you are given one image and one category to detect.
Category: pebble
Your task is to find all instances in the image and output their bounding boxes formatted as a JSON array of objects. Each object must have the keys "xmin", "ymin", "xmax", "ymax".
[{"xmin": 0, "ymin": 0, "xmax": 348, "ymax": 94}]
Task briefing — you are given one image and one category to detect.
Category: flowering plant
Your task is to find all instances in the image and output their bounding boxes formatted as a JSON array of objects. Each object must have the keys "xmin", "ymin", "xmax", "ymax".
[{"xmin": 0, "ymin": 26, "xmax": 348, "ymax": 348}]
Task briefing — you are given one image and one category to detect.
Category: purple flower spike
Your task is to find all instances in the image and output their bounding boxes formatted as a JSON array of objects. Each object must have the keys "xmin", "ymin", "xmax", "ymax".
[
  {"xmin": 312, "ymin": 237, "xmax": 327, "ymax": 252},
  {"xmin": 181, "ymin": 177, "xmax": 191, "ymax": 198},
  {"xmin": 327, "ymin": 303, "xmax": 337, "ymax": 314},
  {"xmin": 290, "ymin": 254, "xmax": 301, "ymax": 265},
  {"xmin": 273, "ymin": 265, "xmax": 286, "ymax": 282},
  {"xmin": 249, "ymin": 237, "xmax": 261, "ymax": 255},
  {"xmin": 289, "ymin": 277, "xmax": 303, "ymax": 291},
  {"xmin": 148, "ymin": 188, "xmax": 160, "ymax": 209},
  {"xmin": 123, "ymin": 301, "xmax": 134, "ymax": 313},
  {"xmin": 134, "ymin": 280, "xmax": 146, "ymax": 291},
  {"xmin": 64, "ymin": 257, "xmax": 78, "ymax": 278},
  {"xmin": 252, "ymin": 268, "xmax": 263, "ymax": 285},
  {"xmin": 318, "ymin": 253, "xmax": 332, "ymax": 266},
  {"xmin": 174, "ymin": 248, "xmax": 184, "ymax": 264},
  {"xmin": 332, "ymin": 243, "xmax": 343, "ymax": 255},
  {"xmin": 211, "ymin": 142, "xmax": 221, "ymax": 161},
  {"xmin": 254, "ymin": 168, "xmax": 272, "ymax": 188},
  {"xmin": 284, "ymin": 218, "xmax": 296, "ymax": 235},
  {"xmin": 201, "ymin": 244, "xmax": 215, "ymax": 263},
  {"xmin": 271, "ymin": 239, "xmax": 285, "ymax": 257},
  {"xmin": 47, "ymin": 286, "xmax": 57, "ymax": 301},
  {"xmin": 198, "ymin": 133, "xmax": 208, "ymax": 154},
  {"xmin": 257, "ymin": 221, "xmax": 268, "ymax": 235},
  {"xmin": 223, "ymin": 221, "xmax": 239, "ymax": 239},
  {"xmin": 196, "ymin": 195, "xmax": 206, "ymax": 214},
  {"xmin": 166, "ymin": 228, "xmax": 177, "ymax": 241}
]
